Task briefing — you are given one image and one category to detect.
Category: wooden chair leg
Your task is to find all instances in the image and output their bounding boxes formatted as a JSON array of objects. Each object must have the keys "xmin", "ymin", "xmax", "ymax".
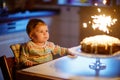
[{"xmin": 0, "ymin": 55, "xmax": 13, "ymax": 80}]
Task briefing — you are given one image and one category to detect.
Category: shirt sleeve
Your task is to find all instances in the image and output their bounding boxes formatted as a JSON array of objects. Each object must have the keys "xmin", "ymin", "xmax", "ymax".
[{"xmin": 52, "ymin": 44, "xmax": 68, "ymax": 56}]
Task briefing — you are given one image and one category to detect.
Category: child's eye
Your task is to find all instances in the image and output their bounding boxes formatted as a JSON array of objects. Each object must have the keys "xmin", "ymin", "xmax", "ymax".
[
  {"xmin": 37, "ymin": 30, "xmax": 43, "ymax": 33},
  {"xmin": 40, "ymin": 31, "xmax": 44, "ymax": 33},
  {"xmin": 37, "ymin": 30, "xmax": 48, "ymax": 33},
  {"xmin": 46, "ymin": 30, "xmax": 48, "ymax": 32}
]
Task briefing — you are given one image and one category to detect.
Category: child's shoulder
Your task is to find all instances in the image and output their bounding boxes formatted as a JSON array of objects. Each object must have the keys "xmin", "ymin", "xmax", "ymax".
[
  {"xmin": 46, "ymin": 41, "xmax": 55, "ymax": 47},
  {"xmin": 21, "ymin": 41, "xmax": 33, "ymax": 47}
]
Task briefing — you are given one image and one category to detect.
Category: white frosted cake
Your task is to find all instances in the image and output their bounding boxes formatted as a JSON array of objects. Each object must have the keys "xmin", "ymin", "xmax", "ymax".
[{"xmin": 80, "ymin": 35, "xmax": 120, "ymax": 55}]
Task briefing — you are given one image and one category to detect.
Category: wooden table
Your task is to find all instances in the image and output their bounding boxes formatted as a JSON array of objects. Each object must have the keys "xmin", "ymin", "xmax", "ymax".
[{"xmin": 16, "ymin": 47, "xmax": 120, "ymax": 80}]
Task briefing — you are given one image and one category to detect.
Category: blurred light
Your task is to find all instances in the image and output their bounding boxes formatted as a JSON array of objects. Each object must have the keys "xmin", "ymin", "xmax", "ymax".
[
  {"xmin": 103, "ymin": 0, "xmax": 107, "ymax": 5},
  {"xmin": 97, "ymin": 8, "xmax": 101, "ymax": 13},
  {"xmin": 83, "ymin": 23, "xmax": 87, "ymax": 28}
]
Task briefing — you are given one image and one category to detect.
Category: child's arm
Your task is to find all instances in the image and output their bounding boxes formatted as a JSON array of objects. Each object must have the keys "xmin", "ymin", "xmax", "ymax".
[
  {"xmin": 52, "ymin": 45, "xmax": 66, "ymax": 55},
  {"xmin": 52, "ymin": 45, "xmax": 75, "ymax": 56},
  {"xmin": 19, "ymin": 44, "xmax": 37, "ymax": 67}
]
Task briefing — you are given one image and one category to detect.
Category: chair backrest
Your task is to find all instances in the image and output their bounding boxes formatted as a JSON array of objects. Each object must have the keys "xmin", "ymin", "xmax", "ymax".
[
  {"xmin": 10, "ymin": 43, "xmax": 25, "ymax": 70},
  {"xmin": 10, "ymin": 43, "xmax": 21, "ymax": 65},
  {"xmin": 0, "ymin": 55, "xmax": 15, "ymax": 80}
]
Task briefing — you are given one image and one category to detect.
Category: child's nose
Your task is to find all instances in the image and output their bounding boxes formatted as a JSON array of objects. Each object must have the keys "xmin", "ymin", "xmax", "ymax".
[{"xmin": 44, "ymin": 32, "xmax": 47, "ymax": 35}]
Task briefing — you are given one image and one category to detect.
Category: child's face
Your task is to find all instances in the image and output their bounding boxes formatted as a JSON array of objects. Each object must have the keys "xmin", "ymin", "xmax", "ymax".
[{"xmin": 30, "ymin": 23, "xmax": 49, "ymax": 43}]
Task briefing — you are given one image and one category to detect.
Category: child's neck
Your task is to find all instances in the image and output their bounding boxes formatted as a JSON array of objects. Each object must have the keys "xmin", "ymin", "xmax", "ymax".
[{"xmin": 34, "ymin": 42, "xmax": 46, "ymax": 47}]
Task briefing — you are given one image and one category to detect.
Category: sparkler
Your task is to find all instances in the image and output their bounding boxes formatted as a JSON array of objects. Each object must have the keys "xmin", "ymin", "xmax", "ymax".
[{"xmin": 83, "ymin": 8, "xmax": 117, "ymax": 34}]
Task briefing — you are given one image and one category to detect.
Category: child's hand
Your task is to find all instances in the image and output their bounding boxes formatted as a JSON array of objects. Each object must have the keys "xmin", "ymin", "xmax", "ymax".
[
  {"xmin": 25, "ymin": 60, "xmax": 37, "ymax": 67},
  {"xmin": 67, "ymin": 50, "xmax": 77, "ymax": 58},
  {"xmin": 67, "ymin": 54, "xmax": 77, "ymax": 58}
]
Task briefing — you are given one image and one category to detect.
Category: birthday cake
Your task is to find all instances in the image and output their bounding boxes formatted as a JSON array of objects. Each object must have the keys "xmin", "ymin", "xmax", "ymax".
[{"xmin": 80, "ymin": 35, "xmax": 120, "ymax": 55}]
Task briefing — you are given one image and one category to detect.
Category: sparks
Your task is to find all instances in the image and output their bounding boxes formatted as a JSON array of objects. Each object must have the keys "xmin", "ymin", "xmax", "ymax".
[{"xmin": 83, "ymin": 14, "xmax": 117, "ymax": 34}]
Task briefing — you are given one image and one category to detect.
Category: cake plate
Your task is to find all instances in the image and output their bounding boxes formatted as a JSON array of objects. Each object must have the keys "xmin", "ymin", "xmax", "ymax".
[{"xmin": 68, "ymin": 46, "xmax": 120, "ymax": 76}]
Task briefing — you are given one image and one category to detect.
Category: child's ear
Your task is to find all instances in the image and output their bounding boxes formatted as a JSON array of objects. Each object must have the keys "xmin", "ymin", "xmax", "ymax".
[{"xmin": 29, "ymin": 33, "xmax": 33, "ymax": 39}]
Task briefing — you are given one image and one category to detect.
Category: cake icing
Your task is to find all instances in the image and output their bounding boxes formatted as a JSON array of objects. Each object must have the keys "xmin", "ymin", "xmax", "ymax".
[{"xmin": 80, "ymin": 35, "xmax": 120, "ymax": 54}]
